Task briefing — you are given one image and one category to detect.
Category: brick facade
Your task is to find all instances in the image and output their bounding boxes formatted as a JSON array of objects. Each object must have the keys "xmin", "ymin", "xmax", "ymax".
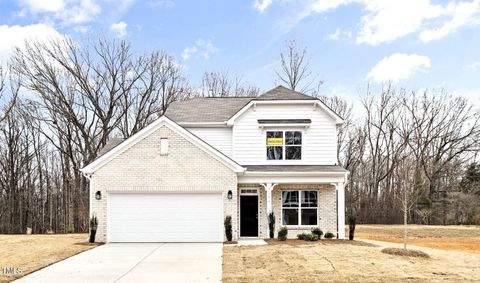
[
  {"xmin": 238, "ymin": 183, "xmax": 337, "ymax": 239},
  {"xmin": 89, "ymin": 124, "xmax": 238, "ymax": 242}
]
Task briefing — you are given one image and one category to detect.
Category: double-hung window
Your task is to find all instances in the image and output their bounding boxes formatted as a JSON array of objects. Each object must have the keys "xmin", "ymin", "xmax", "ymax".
[
  {"xmin": 266, "ymin": 131, "xmax": 302, "ymax": 160},
  {"xmin": 282, "ymin": 190, "xmax": 318, "ymax": 226}
]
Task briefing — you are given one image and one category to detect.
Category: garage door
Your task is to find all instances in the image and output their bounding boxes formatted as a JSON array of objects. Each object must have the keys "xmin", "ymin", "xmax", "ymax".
[{"xmin": 107, "ymin": 193, "xmax": 223, "ymax": 242}]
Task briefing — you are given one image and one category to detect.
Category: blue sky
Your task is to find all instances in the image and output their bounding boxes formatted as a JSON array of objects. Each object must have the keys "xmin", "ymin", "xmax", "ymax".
[{"xmin": 0, "ymin": 0, "xmax": 479, "ymax": 105}]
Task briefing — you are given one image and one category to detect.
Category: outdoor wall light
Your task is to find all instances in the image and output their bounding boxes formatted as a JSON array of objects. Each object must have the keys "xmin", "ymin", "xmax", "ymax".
[
  {"xmin": 227, "ymin": 190, "xmax": 233, "ymax": 200},
  {"xmin": 95, "ymin": 191, "xmax": 102, "ymax": 200}
]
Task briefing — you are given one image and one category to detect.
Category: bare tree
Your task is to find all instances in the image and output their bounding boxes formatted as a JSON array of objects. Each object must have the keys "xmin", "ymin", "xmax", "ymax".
[
  {"xmin": 200, "ymin": 71, "xmax": 259, "ymax": 97},
  {"xmin": 276, "ymin": 40, "xmax": 318, "ymax": 92}
]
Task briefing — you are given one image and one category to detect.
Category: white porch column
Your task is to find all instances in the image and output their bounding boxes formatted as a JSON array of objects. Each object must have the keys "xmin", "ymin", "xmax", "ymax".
[
  {"xmin": 262, "ymin": 183, "xmax": 277, "ymax": 214},
  {"xmin": 336, "ymin": 182, "xmax": 345, "ymax": 240}
]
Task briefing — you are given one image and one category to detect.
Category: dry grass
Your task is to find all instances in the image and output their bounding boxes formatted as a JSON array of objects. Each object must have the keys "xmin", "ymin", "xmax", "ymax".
[
  {"xmin": 381, "ymin": 247, "xmax": 430, "ymax": 258},
  {"xmin": 353, "ymin": 224, "xmax": 480, "ymax": 253},
  {"xmin": 0, "ymin": 234, "xmax": 100, "ymax": 283},
  {"xmin": 223, "ymin": 239, "xmax": 480, "ymax": 282}
]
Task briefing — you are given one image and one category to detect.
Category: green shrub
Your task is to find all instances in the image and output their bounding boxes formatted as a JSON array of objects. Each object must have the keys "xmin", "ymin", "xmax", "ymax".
[
  {"xmin": 65, "ymin": 225, "xmax": 74, "ymax": 233},
  {"xmin": 297, "ymin": 233, "xmax": 307, "ymax": 240},
  {"xmin": 311, "ymin": 227, "xmax": 323, "ymax": 238},
  {"xmin": 324, "ymin": 232, "xmax": 335, "ymax": 239},
  {"xmin": 89, "ymin": 215, "xmax": 98, "ymax": 243},
  {"xmin": 268, "ymin": 212, "xmax": 275, "ymax": 239},
  {"xmin": 278, "ymin": 227, "xmax": 288, "ymax": 241},
  {"xmin": 303, "ymin": 233, "xmax": 319, "ymax": 241},
  {"xmin": 224, "ymin": 216, "xmax": 232, "ymax": 241}
]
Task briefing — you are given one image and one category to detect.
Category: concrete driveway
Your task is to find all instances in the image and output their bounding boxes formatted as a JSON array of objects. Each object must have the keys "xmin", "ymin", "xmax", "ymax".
[{"xmin": 15, "ymin": 243, "xmax": 222, "ymax": 283}]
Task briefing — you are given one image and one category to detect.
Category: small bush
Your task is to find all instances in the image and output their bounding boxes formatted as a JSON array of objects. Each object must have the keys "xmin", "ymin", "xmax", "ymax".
[
  {"xmin": 311, "ymin": 228, "xmax": 323, "ymax": 238},
  {"xmin": 65, "ymin": 225, "xmax": 74, "ymax": 233},
  {"xmin": 297, "ymin": 233, "xmax": 307, "ymax": 240},
  {"xmin": 278, "ymin": 227, "xmax": 288, "ymax": 241},
  {"xmin": 224, "ymin": 216, "xmax": 232, "ymax": 241},
  {"xmin": 303, "ymin": 233, "xmax": 319, "ymax": 241},
  {"xmin": 89, "ymin": 215, "xmax": 98, "ymax": 243},
  {"xmin": 324, "ymin": 232, "xmax": 335, "ymax": 239}
]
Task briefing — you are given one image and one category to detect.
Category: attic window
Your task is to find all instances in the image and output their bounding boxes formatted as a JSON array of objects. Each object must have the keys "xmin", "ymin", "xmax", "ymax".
[{"xmin": 160, "ymin": 138, "xmax": 169, "ymax": 155}]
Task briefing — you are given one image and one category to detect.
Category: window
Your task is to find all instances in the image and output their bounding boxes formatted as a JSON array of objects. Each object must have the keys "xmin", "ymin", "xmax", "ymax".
[
  {"xmin": 266, "ymin": 131, "xmax": 302, "ymax": 160},
  {"xmin": 282, "ymin": 190, "xmax": 318, "ymax": 226}
]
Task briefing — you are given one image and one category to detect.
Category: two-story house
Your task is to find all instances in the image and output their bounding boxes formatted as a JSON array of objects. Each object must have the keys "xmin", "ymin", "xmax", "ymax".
[{"xmin": 81, "ymin": 86, "xmax": 349, "ymax": 242}]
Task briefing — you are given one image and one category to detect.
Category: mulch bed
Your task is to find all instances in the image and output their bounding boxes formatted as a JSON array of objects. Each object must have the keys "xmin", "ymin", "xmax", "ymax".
[
  {"xmin": 264, "ymin": 238, "xmax": 378, "ymax": 247},
  {"xmin": 381, "ymin": 247, "xmax": 430, "ymax": 258}
]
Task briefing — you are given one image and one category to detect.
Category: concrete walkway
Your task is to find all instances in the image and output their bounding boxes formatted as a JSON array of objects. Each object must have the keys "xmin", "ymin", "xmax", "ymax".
[{"xmin": 15, "ymin": 243, "xmax": 222, "ymax": 283}]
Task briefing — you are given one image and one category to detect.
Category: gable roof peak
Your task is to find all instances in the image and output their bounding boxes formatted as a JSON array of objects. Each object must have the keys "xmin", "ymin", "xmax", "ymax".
[{"xmin": 257, "ymin": 85, "xmax": 316, "ymax": 100}]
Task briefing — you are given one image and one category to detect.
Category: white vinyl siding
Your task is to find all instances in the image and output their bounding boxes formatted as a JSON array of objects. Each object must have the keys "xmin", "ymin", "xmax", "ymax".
[
  {"xmin": 232, "ymin": 104, "xmax": 337, "ymax": 165},
  {"xmin": 107, "ymin": 193, "xmax": 223, "ymax": 242},
  {"xmin": 187, "ymin": 127, "xmax": 233, "ymax": 158}
]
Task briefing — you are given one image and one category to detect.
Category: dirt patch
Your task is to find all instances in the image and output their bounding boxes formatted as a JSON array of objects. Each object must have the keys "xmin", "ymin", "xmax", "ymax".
[
  {"xmin": 223, "ymin": 240, "xmax": 480, "ymax": 282},
  {"xmin": 0, "ymin": 234, "xmax": 99, "ymax": 283},
  {"xmin": 353, "ymin": 224, "xmax": 480, "ymax": 253},
  {"xmin": 381, "ymin": 247, "xmax": 430, "ymax": 258}
]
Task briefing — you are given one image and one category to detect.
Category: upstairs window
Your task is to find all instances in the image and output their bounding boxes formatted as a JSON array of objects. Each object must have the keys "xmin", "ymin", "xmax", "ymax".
[{"xmin": 266, "ymin": 131, "xmax": 302, "ymax": 160}]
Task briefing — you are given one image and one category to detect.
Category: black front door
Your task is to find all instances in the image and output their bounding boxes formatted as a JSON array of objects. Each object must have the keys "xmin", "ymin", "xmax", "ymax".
[{"xmin": 240, "ymin": 195, "xmax": 258, "ymax": 237}]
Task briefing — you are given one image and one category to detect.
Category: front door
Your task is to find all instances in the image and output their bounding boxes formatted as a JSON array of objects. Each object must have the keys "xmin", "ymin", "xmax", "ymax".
[{"xmin": 240, "ymin": 195, "xmax": 258, "ymax": 237}]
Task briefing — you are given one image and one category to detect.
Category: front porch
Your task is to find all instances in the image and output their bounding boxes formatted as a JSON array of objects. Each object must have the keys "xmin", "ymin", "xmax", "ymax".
[{"xmin": 236, "ymin": 165, "xmax": 348, "ymax": 240}]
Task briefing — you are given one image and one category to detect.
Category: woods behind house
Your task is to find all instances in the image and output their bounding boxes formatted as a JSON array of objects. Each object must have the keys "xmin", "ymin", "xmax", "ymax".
[{"xmin": 0, "ymin": 38, "xmax": 479, "ymax": 234}]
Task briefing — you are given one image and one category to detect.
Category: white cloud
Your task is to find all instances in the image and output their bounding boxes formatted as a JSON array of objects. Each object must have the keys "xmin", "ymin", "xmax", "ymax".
[
  {"xmin": 0, "ymin": 23, "xmax": 63, "ymax": 61},
  {"xmin": 181, "ymin": 39, "xmax": 217, "ymax": 60},
  {"xmin": 367, "ymin": 53, "xmax": 431, "ymax": 82},
  {"xmin": 419, "ymin": 0, "xmax": 480, "ymax": 42},
  {"xmin": 109, "ymin": 21, "xmax": 127, "ymax": 38},
  {"xmin": 327, "ymin": 28, "xmax": 351, "ymax": 41},
  {"xmin": 253, "ymin": 0, "xmax": 273, "ymax": 13},
  {"xmin": 148, "ymin": 0, "xmax": 175, "ymax": 8},
  {"xmin": 356, "ymin": 0, "xmax": 445, "ymax": 45},
  {"xmin": 263, "ymin": 0, "xmax": 480, "ymax": 45},
  {"xmin": 467, "ymin": 61, "xmax": 480, "ymax": 70},
  {"xmin": 17, "ymin": 0, "xmax": 101, "ymax": 25},
  {"xmin": 18, "ymin": 0, "xmax": 65, "ymax": 13}
]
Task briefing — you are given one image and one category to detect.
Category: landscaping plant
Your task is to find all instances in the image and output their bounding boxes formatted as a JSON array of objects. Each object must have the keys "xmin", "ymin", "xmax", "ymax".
[
  {"xmin": 278, "ymin": 227, "xmax": 288, "ymax": 241},
  {"xmin": 89, "ymin": 215, "xmax": 98, "ymax": 243},
  {"xmin": 348, "ymin": 213, "xmax": 356, "ymax": 240},
  {"xmin": 297, "ymin": 233, "xmax": 307, "ymax": 240},
  {"xmin": 224, "ymin": 215, "xmax": 232, "ymax": 241},
  {"xmin": 304, "ymin": 233, "xmax": 319, "ymax": 241},
  {"xmin": 311, "ymin": 227, "xmax": 323, "ymax": 238},
  {"xmin": 268, "ymin": 212, "xmax": 275, "ymax": 239},
  {"xmin": 324, "ymin": 232, "xmax": 334, "ymax": 239}
]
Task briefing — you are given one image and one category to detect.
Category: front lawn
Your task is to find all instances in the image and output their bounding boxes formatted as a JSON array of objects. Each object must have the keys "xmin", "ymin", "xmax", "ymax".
[
  {"xmin": 354, "ymin": 224, "xmax": 480, "ymax": 253},
  {"xmin": 223, "ymin": 239, "xmax": 480, "ymax": 282},
  {"xmin": 0, "ymin": 234, "xmax": 100, "ymax": 282}
]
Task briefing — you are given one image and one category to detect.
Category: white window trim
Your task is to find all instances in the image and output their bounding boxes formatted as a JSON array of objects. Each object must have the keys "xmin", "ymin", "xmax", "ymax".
[
  {"xmin": 280, "ymin": 190, "xmax": 319, "ymax": 227},
  {"xmin": 265, "ymin": 130, "xmax": 303, "ymax": 161}
]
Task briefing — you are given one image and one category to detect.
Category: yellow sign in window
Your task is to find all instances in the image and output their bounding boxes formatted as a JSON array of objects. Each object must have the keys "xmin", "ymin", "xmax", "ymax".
[{"xmin": 267, "ymin": 138, "xmax": 283, "ymax": 145}]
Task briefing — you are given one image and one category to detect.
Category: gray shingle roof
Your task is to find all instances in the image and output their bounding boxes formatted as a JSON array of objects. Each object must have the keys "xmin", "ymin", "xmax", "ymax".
[
  {"xmin": 97, "ymin": 138, "xmax": 126, "ymax": 157},
  {"xmin": 256, "ymin": 85, "xmax": 316, "ymax": 100},
  {"xmin": 165, "ymin": 97, "xmax": 252, "ymax": 123},
  {"xmin": 244, "ymin": 165, "xmax": 348, "ymax": 173},
  {"xmin": 165, "ymin": 86, "xmax": 318, "ymax": 123}
]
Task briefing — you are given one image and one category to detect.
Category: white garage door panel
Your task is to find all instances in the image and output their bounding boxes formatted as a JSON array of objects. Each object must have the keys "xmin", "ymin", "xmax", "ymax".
[{"xmin": 108, "ymin": 193, "xmax": 223, "ymax": 242}]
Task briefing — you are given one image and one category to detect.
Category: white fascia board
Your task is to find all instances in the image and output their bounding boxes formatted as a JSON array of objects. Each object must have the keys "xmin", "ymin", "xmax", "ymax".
[
  {"xmin": 81, "ymin": 116, "xmax": 245, "ymax": 174},
  {"xmin": 226, "ymin": 100, "xmax": 344, "ymax": 126},
  {"xmin": 243, "ymin": 171, "xmax": 347, "ymax": 176},
  {"xmin": 238, "ymin": 174, "xmax": 347, "ymax": 184}
]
